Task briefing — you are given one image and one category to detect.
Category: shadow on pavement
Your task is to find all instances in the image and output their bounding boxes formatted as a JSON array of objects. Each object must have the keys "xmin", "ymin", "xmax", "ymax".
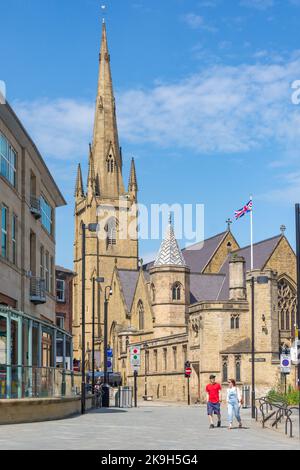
[
  {"xmin": 88, "ymin": 408, "xmax": 128, "ymax": 414},
  {"xmin": 211, "ymin": 425, "xmax": 250, "ymax": 430}
]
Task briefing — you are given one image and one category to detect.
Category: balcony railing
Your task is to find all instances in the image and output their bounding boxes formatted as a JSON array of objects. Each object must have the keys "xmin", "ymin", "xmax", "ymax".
[
  {"xmin": 0, "ymin": 365, "xmax": 81, "ymax": 399},
  {"xmin": 30, "ymin": 195, "xmax": 41, "ymax": 219},
  {"xmin": 30, "ymin": 277, "xmax": 46, "ymax": 304}
]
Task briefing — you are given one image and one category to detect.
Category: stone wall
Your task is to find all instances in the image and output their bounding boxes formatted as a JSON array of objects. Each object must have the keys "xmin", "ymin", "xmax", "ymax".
[{"xmin": 0, "ymin": 396, "xmax": 93, "ymax": 425}]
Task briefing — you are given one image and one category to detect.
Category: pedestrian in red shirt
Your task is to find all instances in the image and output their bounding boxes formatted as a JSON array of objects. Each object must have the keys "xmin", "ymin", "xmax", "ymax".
[{"xmin": 206, "ymin": 374, "xmax": 222, "ymax": 429}]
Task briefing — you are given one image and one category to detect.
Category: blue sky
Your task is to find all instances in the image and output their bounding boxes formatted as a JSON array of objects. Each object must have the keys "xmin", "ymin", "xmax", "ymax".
[{"xmin": 1, "ymin": 0, "xmax": 300, "ymax": 268}]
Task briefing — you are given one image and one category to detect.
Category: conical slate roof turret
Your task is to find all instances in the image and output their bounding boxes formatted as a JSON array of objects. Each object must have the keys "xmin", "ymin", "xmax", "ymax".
[{"xmin": 154, "ymin": 215, "xmax": 186, "ymax": 267}]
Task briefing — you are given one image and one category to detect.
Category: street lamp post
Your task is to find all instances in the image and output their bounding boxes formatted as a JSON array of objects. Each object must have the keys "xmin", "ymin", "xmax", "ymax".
[
  {"xmin": 81, "ymin": 223, "xmax": 98, "ymax": 415},
  {"xmin": 92, "ymin": 276, "xmax": 104, "ymax": 395},
  {"xmin": 295, "ymin": 204, "xmax": 300, "ymax": 438},
  {"xmin": 251, "ymin": 274, "xmax": 269, "ymax": 419},
  {"xmin": 102, "ymin": 285, "xmax": 112, "ymax": 407},
  {"xmin": 251, "ymin": 276, "xmax": 255, "ymax": 419}
]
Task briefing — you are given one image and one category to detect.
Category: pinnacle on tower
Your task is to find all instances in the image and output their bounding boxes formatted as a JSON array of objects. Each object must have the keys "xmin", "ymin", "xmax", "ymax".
[
  {"xmin": 75, "ymin": 163, "xmax": 84, "ymax": 198},
  {"xmin": 87, "ymin": 144, "xmax": 95, "ymax": 185},
  {"xmin": 128, "ymin": 157, "xmax": 138, "ymax": 195},
  {"xmin": 87, "ymin": 144, "xmax": 99, "ymax": 198}
]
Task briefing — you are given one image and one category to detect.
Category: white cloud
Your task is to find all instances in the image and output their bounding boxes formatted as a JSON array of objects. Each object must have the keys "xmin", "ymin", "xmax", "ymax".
[
  {"xmin": 183, "ymin": 13, "xmax": 218, "ymax": 32},
  {"xmin": 14, "ymin": 98, "xmax": 94, "ymax": 160},
  {"xmin": 260, "ymin": 172, "xmax": 300, "ymax": 204},
  {"xmin": 117, "ymin": 56, "xmax": 300, "ymax": 155},
  {"xmin": 13, "ymin": 54, "xmax": 300, "ymax": 161}
]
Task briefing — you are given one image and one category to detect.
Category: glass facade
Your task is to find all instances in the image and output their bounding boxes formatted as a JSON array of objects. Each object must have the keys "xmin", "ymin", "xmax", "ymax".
[
  {"xmin": 0, "ymin": 306, "xmax": 74, "ymax": 399},
  {"xmin": 0, "ymin": 133, "xmax": 16, "ymax": 187},
  {"xmin": 40, "ymin": 196, "xmax": 52, "ymax": 234},
  {"xmin": 12, "ymin": 214, "xmax": 17, "ymax": 265},
  {"xmin": 1, "ymin": 205, "xmax": 7, "ymax": 258}
]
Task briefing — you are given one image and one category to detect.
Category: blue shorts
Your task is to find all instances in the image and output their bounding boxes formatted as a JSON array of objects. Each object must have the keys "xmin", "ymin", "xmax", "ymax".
[{"xmin": 207, "ymin": 402, "xmax": 221, "ymax": 416}]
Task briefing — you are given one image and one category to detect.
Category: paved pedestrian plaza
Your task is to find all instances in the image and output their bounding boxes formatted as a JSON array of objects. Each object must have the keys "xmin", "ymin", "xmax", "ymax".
[{"xmin": 0, "ymin": 403, "xmax": 299, "ymax": 450}]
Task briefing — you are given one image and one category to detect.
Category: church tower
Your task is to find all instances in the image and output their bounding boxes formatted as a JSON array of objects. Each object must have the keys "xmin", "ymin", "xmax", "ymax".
[
  {"xmin": 73, "ymin": 21, "xmax": 139, "ymax": 367},
  {"xmin": 150, "ymin": 216, "xmax": 190, "ymax": 338}
]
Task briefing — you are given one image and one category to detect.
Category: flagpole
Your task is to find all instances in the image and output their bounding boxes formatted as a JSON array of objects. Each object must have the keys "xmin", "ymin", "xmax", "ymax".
[{"xmin": 250, "ymin": 195, "xmax": 253, "ymax": 271}]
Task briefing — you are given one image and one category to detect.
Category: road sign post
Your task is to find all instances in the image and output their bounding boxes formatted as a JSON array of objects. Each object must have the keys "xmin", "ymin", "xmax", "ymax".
[
  {"xmin": 134, "ymin": 370, "xmax": 138, "ymax": 407},
  {"xmin": 130, "ymin": 346, "xmax": 141, "ymax": 406},
  {"xmin": 107, "ymin": 348, "xmax": 113, "ymax": 373},
  {"xmin": 185, "ymin": 361, "xmax": 192, "ymax": 406},
  {"xmin": 280, "ymin": 354, "xmax": 291, "ymax": 375},
  {"xmin": 130, "ymin": 346, "xmax": 141, "ymax": 368}
]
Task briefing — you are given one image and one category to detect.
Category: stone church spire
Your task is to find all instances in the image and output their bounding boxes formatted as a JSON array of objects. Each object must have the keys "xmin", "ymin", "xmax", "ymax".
[
  {"xmin": 92, "ymin": 22, "xmax": 125, "ymax": 198},
  {"xmin": 154, "ymin": 215, "xmax": 186, "ymax": 267}
]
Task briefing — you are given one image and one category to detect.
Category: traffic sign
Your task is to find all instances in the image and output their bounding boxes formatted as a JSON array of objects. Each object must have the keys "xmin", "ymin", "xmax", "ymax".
[
  {"xmin": 280, "ymin": 354, "xmax": 291, "ymax": 374},
  {"xmin": 107, "ymin": 348, "xmax": 113, "ymax": 358},
  {"xmin": 107, "ymin": 358, "xmax": 113, "ymax": 373},
  {"xmin": 185, "ymin": 361, "xmax": 192, "ymax": 378},
  {"xmin": 130, "ymin": 346, "xmax": 141, "ymax": 369}
]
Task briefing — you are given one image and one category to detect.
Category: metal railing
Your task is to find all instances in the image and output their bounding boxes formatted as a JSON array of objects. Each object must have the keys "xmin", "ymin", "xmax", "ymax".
[
  {"xmin": 30, "ymin": 278, "xmax": 46, "ymax": 304},
  {"xmin": 30, "ymin": 195, "xmax": 41, "ymax": 219},
  {"xmin": 0, "ymin": 365, "xmax": 81, "ymax": 400},
  {"xmin": 255, "ymin": 396, "xmax": 298, "ymax": 438}
]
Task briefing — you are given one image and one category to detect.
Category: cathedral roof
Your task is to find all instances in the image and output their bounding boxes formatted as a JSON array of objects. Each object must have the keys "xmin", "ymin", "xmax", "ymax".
[
  {"xmin": 154, "ymin": 217, "xmax": 186, "ymax": 267},
  {"xmin": 140, "ymin": 233, "xmax": 285, "ymax": 307},
  {"xmin": 118, "ymin": 270, "xmax": 140, "ymax": 311},
  {"xmin": 144, "ymin": 231, "xmax": 227, "ymax": 273},
  {"xmin": 217, "ymin": 234, "xmax": 283, "ymax": 300},
  {"xmin": 182, "ymin": 232, "xmax": 228, "ymax": 273},
  {"xmin": 190, "ymin": 274, "xmax": 226, "ymax": 303}
]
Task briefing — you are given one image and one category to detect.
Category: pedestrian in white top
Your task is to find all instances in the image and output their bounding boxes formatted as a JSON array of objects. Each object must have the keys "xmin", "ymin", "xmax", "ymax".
[{"xmin": 226, "ymin": 379, "xmax": 242, "ymax": 430}]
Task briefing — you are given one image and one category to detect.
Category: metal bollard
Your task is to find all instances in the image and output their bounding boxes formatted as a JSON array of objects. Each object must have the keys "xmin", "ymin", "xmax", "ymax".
[{"xmin": 242, "ymin": 385, "xmax": 250, "ymax": 408}]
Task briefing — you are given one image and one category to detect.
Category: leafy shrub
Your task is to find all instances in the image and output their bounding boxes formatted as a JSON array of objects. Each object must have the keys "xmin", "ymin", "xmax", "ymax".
[{"xmin": 267, "ymin": 388, "xmax": 299, "ymax": 406}]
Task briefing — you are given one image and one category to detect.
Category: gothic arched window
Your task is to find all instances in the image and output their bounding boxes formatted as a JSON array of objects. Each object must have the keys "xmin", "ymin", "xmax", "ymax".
[
  {"xmin": 107, "ymin": 155, "xmax": 114, "ymax": 173},
  {"xmin": 230, "ymin": 314, "xmax": 240, "ymax": 329},
  {"xmin": 222, "ymin": 356, "xmax": 228, "ymax": 383},
  {"xmin": 105, "ymin": 217, "xmax": 117, "ymax": 248},
  {"xmin": 138, "ymin": 300, "xmax": 144, "ymax": 331},
  {"xmin": 172, "ymin": 282, "xmax": 181, "ymax": 301},
  {"xmin": 278, "ymin": 278, "xmax": 297, "ymax": 333},
  {"xmin": 235, "ymin": 355, "xmax": 241, "ymax": 383}
]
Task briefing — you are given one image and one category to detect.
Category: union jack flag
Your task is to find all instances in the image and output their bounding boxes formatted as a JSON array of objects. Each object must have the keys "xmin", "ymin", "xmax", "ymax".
[{"xmin": 235, "ymin": 200, "xmax": 253, "ymax": 220}]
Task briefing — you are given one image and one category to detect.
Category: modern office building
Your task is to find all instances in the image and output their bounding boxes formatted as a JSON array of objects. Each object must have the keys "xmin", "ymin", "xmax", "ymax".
[{"xmin": 0, "ymin": 102, "xmax": 72, "ymax": 399}]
